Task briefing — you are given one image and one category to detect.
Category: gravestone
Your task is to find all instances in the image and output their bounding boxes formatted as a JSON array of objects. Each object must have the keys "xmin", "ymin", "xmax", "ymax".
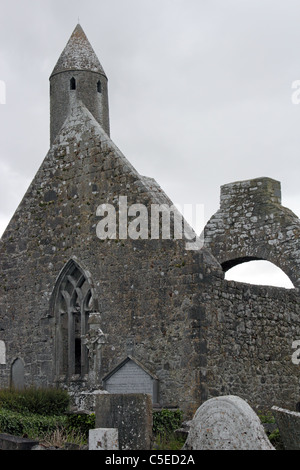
[
  {"xmin": 89, "ymin": 428, "xmax": 119, "ymax": 450},
  {"xmin": 0, "ymin": 341, "xmax": 5, "ymax": 365},
  {"xmin": 11, "ymin": 358, "xmax": 24, "ymax": 390},
  {"xmin": 95, "ymin": 393, "xmax": 153, "ymax": 450},
  {"xmin": 183, "ymin": 395, "xmax": 274, "ymax": 450},
  {"xmin": 272, "ymin": 406, "xmax": 300, "ymax": 450}
]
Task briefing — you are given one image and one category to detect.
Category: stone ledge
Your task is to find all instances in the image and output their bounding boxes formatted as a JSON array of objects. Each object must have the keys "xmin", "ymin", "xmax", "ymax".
[{"xmin": 0, "ymin": 433, "xmax": 39, "ymax": 450}]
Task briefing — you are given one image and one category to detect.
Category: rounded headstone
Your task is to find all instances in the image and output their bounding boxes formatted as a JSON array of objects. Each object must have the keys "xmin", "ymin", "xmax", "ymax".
[{"xmin": 183, "ymin": 395, "xmax": 274, "ymax": 450}]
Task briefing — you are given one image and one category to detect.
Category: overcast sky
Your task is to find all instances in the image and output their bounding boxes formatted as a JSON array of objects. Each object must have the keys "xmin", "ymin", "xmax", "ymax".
[{"xmin": 1, "ymin": 0, "xmax": 300, "ymax": 287}]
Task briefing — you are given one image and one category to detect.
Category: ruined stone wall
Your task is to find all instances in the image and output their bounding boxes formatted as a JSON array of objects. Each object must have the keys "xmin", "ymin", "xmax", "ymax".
[
  {"xmin": 200, "ymin": 279, "xmax": 300, "ymax": 413},
  {"xmin": 200, "ymin": 176, "xmax": 300, "ymax": 414},
  {"xmin": 204, "ymin": 177, "xmax": 300, "ymax": 288}
]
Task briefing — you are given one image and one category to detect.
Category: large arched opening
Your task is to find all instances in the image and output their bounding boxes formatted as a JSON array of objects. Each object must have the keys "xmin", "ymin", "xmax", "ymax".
[{"xmin": 225, "ymin": 259, "xmax": 294, "ymax": 289}]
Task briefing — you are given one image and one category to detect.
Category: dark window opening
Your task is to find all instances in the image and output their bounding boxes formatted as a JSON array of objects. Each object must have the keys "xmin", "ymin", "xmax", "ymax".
[
  {"xmin": 75, "ymin": 338, "xmax": 81, "ymax": 375},
  {"xmin": 97, "ymin": 80, "xmax": 101, "ymax": 93},
  {"xmin": 70, "ymin": 77, "xmax": 76, "ymax": 90}
]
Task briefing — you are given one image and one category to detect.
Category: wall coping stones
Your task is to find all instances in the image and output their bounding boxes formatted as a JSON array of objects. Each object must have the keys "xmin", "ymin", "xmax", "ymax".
[
  {"xmin": 220, "ymin": 177, "xmax": 282, "ymax": 208},
  {"xmin": 272, "ymin": 405, "xmax": 300, "ymax": 450}
]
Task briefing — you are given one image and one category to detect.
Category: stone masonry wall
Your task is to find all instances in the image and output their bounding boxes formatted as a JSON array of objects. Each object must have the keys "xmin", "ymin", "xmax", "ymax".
[
  {"xmin": 204, "ymin": 177, "xmax": 300, "ymax": 287},
  {"xmin": 200, "ymin": 176, "xmax": 300, "ymax": 414},
  {"xmin": 200, "ymin": 280, "xmax": 300, "ymax": 413}
]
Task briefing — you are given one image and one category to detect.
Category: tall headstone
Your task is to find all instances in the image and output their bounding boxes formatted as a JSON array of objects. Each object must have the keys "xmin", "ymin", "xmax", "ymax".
[{"xmin": 95, "ymin": 393, "xmax": 153, "ymax": 450}]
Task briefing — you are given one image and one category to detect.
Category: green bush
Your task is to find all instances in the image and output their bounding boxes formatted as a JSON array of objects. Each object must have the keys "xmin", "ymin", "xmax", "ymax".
[
  {"xmin": 0, "ymin": 408, "xmax": 68, "ymax": 439},
  {"xmin": 0, "ymin": 387, "xmax": 70, "ymax": 416},
  {"xmin": 153, "ymin": 409, "xmax": 183, "ymax": 436},
  {"xmin": 66, "ymin": 412, "xmax": 95, "ymax": 438}
]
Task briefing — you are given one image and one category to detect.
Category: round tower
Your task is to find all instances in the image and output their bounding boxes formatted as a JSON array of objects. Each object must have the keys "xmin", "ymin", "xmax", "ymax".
[{"xmin": 49, "ymin": 24, "xmax": 110, "ymax": 144}]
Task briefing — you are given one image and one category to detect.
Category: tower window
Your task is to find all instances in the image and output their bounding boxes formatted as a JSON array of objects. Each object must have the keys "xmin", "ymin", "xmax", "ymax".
[
  {"xmin": 97, "ymin": 80, "xmax": 101, "ymax": 93},
  {"xmin": 70, "ymin": 77, "xmax": 76, "ymax": 90}
]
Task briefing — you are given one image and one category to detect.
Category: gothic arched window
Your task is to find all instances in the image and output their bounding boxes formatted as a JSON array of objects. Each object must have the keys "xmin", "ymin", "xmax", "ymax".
[
  {"xmin": 53, "ymin": 259, "xmax": 95, "ymax": 378},
  {"xmin": 70, "ymin": 77, "xmax": 76, "ymax": 90}
]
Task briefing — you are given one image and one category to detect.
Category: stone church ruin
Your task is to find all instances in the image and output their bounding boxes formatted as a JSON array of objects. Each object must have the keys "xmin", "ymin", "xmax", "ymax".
[{"xmin": 0, "ymin": 24, "xmax": 300, "ymax": 417}]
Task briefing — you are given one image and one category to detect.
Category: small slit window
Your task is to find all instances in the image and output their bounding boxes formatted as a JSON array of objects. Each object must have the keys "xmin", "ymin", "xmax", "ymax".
[
  {"xmin": 97, "ymin": 80, "xmax": 101, "ymax": 93},
  {"xmin": 70, "ymin": 77, "xmax": 76, "ymax": 90}
]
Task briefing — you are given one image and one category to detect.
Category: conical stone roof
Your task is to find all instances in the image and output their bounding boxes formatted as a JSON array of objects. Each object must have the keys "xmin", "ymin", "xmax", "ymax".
[{"xmin": 50, "ymin": 24, "xmax": 107, "ymax": 77}]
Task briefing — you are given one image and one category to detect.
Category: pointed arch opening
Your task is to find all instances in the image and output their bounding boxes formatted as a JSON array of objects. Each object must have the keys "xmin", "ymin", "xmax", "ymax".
[
  {"xmin": 52, "ymin": 258, "xmax": 97, "ymax": 379},
  {"xmin": 224, "ymin": 259, "xmax": 294, "ymax": 289},
  {"xmin": 70, "ymin": 77, "xmax": 76, "ymax": 90}
]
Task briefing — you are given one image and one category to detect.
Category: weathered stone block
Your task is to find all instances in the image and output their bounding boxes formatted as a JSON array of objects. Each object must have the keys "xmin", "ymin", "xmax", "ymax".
[
  {"xmin": 89, "ymin": 428, "xmax": 119, "ymax": 450},
  {"xmin": 95, "ymin": 393, "xmax": 153, "ymax": 450},
  {"xmin": 0, "ymin": 433, "xmax": 39, "ymax": 451}
]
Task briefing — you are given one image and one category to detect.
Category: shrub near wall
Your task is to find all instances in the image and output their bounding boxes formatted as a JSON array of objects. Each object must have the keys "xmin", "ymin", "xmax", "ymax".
[
  {"xmin": 66, "ymin": 412, "xmax": 95, "ymax": 438},
  {"xmin": 0, "ymin": 387, "xmax": 70, "ymax": 415},
  {"xmin": 0, "ymin": 408, "xmax": 68, "ymax": 438},
  {"xmin": 153, "ymin": 409, "xmax": 183, "ymax": 436},
  {"xmin": 0, "ymin": 387, "xmax": 70, "ymax": 439}
]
